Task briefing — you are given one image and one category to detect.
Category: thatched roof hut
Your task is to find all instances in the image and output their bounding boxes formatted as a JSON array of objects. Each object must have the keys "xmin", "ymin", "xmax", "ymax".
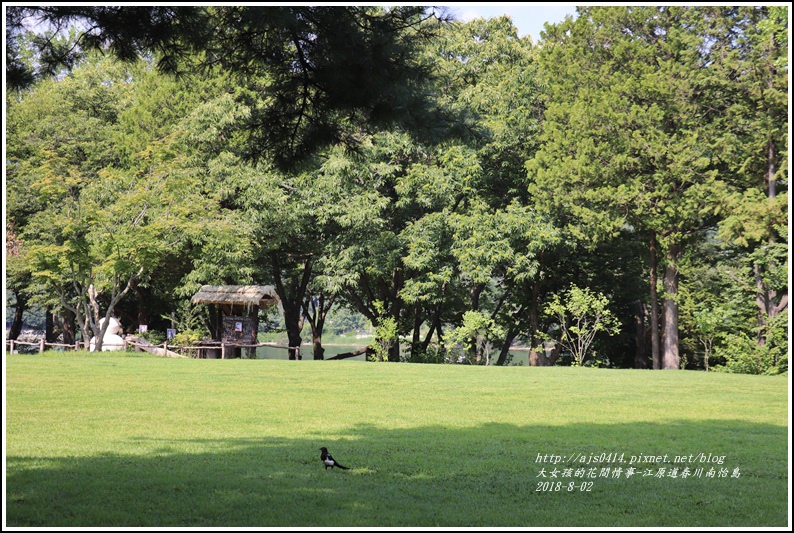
[
  {"xmin": 191, "ymin": 285, "xmax": 279, "ymax": 358},
  {"xmin": 191, "ymin": 285, "xmax": 279, "ymax": 311}
]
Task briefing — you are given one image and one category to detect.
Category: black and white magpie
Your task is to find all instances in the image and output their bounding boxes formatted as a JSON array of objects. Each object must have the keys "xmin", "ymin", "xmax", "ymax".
[{"xmin": 319, "ymin": 447, "xmax": 349, "ymax": 470}]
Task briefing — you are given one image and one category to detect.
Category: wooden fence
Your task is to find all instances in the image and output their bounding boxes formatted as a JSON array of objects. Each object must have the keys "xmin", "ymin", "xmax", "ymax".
[{"xmin": 5, "ymin": 337, "xmax": 291, "ymax": 359}]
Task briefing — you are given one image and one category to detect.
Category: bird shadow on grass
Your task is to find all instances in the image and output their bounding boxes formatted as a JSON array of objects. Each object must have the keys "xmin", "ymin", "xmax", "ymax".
[{"xmin": 6, "ymin": 420, "xmax": 788, "ymax": 527}]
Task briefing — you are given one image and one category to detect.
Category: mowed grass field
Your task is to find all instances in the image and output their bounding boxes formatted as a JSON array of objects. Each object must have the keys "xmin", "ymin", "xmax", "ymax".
[{"xmin": 4, "ymin": 353, "xmax": 790, "ymax": 527}]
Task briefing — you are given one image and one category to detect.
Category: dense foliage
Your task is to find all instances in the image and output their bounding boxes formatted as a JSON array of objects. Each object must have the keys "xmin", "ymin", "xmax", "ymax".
[{"xmin": 5, "ymin": 6, "xmax": 788, "ymax": 372}]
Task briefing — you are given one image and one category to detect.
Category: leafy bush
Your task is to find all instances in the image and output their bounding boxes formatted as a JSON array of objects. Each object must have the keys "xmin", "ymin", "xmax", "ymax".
[
  {"xmin": 161, "ymin": 302, "xmax": 209, "ymax": 338},
  {"xmin": 581, "ymin": 352, "xmax": 613, "ymax": 368},
  {"xmin": 545, "ymin": 285, "xmax": 620, "ymax": 366},
  {"xmin": 170, "ymin": 329, "xmax": 204, "ymax": 346},
  {"xmin": 445, "ymin": 310, "xmax": 505, "ymax": 365},
  {"xmin": 370, "ymin": 313, "xmax": 398, "ymax": 362},
  {"xmin": 401, "ymin": 343, "xmax": 449, "ymax": 364},
  {"xmin": 713, "ymin": 333, "xmax": 786, "ymax": 375},
  {"xmin": 137, "ymin": 329, "xmax": 166, "ymax": 345}
]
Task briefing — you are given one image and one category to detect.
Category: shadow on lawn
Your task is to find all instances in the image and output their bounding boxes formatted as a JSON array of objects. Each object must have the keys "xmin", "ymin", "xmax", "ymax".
[{"xmin": 6, "ymin": 420, "xmax": 788, "ymax": 527}]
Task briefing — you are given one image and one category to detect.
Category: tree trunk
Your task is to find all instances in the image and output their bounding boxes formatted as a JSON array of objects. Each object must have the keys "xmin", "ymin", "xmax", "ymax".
[
  {"xmin": 754, "ymin": 263, "xmax": 770, "ymax": 346},
  {"xmin": 754, "ymin": 137, "xmax": 782, "ymax": 347},
  {"xmin": 247, "ymin": 304, "xmax": 259, "ymax": 359},
  {"xmin": 131, "ymin": 278, "xmax": 150, "ymax": 329},
  {"xmin": 286, "ymin": 315, "xmax": 303, "ymax": 360},
  {"xmin": 8, "ymin": 289, "xmax": 26, "ymax": 340},
  {"xmin": 87, "ymin": 269, "xmax": 142, "ymax": 352},
  {"xmin": 530, "ymin": 342, "xmax": 561, "ymax": 366},
  {"xmin": 61, "ymin": 307, "xmax": 76, "ymax": 346},
  {"xmin": 271, "ymin": 254, "xmax": 312, "ymax": 360},
  {"xmin": 66, "ymin": 290, "xmax": 92, "ymax": 351},
  {"xmin": 526, "ymin": 283, "xmax": 546, "ymax": 367},
  {"xmin": 327, "ymin": 346, "xmax": 373, "ymax": 360},
  {"xmin": 45, "ymin": 308, "xmax": 57, "ymax": 344},
  {"xmin": 495, "ymin": 327, "xmax": 518, "ymax": 366},
  {"xmin": 387, "ymin": 283, "xmax": 402, "ymax": 362},
  {"xmin": 411, "ymin": 306, "xmax": 423, "ymax": 355},
  {"xmin": 649, "ymin": 235, "xmax": 661, "ymax": 369},
  {"xmin": 344, "ymin": 267, "xmax": 406, "ymax": 362},
  {"xmin": 468, "ymin": 283, "xmax": 484, "ymax": 361},
  {"xmin": 388, "ymin": 342, "xmax": 400, "ymax": 362},
  {"xmin": 634, "ymin": 300, "xmax": 649, "ymax": 368},
  {"xmin": 312, "ymin": 333, "xmax": 325, "ymax": 360},
  {"xmin": 303, "ymin": 292, "xmax": 333, "ymax": 360},
  {"xmin": 421, "ymin": 285, "xmax": 446, "ymax": 353},
  {"xmin": 766, "ymin": 137, "xmax": 776, "ymax": 200},
  {"xmin": 662, "ymin": 244, "xmax": 680, "ymax": 370},
  {"xmin": 421, "ymin": 321, "xmax": 436, "ymax": 352}
]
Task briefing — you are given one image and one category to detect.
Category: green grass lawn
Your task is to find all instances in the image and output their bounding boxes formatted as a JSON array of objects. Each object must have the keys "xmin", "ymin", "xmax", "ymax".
[{"xmin": 5, "ymin": 353, "xmax": 789, "ymax": 527}]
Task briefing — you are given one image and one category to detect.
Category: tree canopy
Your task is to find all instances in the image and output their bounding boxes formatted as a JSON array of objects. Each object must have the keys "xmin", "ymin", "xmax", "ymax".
[
  {"xmin": 5, "ymin": 6, "xmax": 788, "ymax": 373},
  {"xmin": 6, "ymin": 5, "xmax": 457, "ymax": 169}
]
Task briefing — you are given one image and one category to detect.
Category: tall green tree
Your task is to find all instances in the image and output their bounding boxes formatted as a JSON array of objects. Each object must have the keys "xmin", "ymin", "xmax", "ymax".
[
  {"xmin": 7, "ymin": 52, "xmax": 240, "ymax": 348},
  {"xmin": 528, "ymin": 6, "xmax": 755, "ymax": 369},
  {"xmin": 713, "ymin": 6, "xmax": 788, "ymax": 349},
  {"xmin": 7, "ymin": 53, "xmax": 130, "ymax": 347},
  {"xmin": 414, "ymin": 16, "xmax": 560, "ymax": 365},
  {"xmin": 317, "ymin": 133, "xmax": 426, "ymax": 362}
]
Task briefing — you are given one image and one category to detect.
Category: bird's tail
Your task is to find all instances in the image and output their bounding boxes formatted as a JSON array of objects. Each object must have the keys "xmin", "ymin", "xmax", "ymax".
[{"xmin": 336, "ymin": 464, "xmax": 350, "ymax": 470}]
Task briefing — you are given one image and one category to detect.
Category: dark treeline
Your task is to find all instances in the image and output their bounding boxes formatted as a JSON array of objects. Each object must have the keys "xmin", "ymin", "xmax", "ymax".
[{"xmin": 5, "ymin": 6, "xmax": 788, "ymax": 372}]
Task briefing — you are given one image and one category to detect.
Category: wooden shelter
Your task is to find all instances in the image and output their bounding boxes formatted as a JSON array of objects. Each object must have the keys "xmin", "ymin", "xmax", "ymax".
[{"xmin": 191, "ymin": 285, "xmax": 279, "ymax": 358}]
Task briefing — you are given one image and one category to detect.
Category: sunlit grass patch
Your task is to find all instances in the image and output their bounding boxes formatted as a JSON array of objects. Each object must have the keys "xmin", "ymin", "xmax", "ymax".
[{"xmin": 5, "ymin": 355, "xmax": 788, "ymax": 527}]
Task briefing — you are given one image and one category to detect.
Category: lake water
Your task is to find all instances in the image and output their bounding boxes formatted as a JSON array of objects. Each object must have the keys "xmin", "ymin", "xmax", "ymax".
[{"xmin": 255, "ymin": 345, "xmax": 532, "ymax": 365}]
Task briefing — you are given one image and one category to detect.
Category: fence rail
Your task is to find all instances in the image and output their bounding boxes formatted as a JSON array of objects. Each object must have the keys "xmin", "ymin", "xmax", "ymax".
[{"xmin": 5, "ymin": 337, "xmax": 292, "ymax": 358}]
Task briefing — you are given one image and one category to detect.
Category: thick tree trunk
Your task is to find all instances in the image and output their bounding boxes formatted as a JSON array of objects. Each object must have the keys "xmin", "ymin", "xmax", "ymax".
[
  {"xmin": 470, "ymin": 284, "xmax": 483, "ymax": 311},
  {"xmin": 387, "ymin": 343, "xmax": 400, "ymax": 362},
  {"xmin": 312, "ymin": 334, "xmax": 325, "ymax": 360},
  {"xmin": 8, "ymin": 289, "xmax": 26, "ymax": 340},
  {"xmin": 303, "ymin": 292, "xmax": 333, "ymax": 360},
  {"xmin": 649, "ymin": 235, "xmax": 661, "ymax": 369},
  {"xmin": 61, "ymin": 307, "xmax": 76, "ymax": 346},
  {"xmin": 530, "ymin": 342, "xmax": 561, "ymax": 366},
  {"xmin": 662, "ymin": 244, "xmax": 680, "ymax": 370},
  {"xmin": 45, "ymin": 309, "xmax": 57, "ymax": 344},
  {"xmin": 271, "ymin": 254, "xmax": 312, "ymax": 360},
  {"xmin": 286, "ymin": 315, "xmax": 303, "ymax": 360},
  {"xmin": 754, "ymin": 138, "xmax": 785, "ymax": 347}
]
